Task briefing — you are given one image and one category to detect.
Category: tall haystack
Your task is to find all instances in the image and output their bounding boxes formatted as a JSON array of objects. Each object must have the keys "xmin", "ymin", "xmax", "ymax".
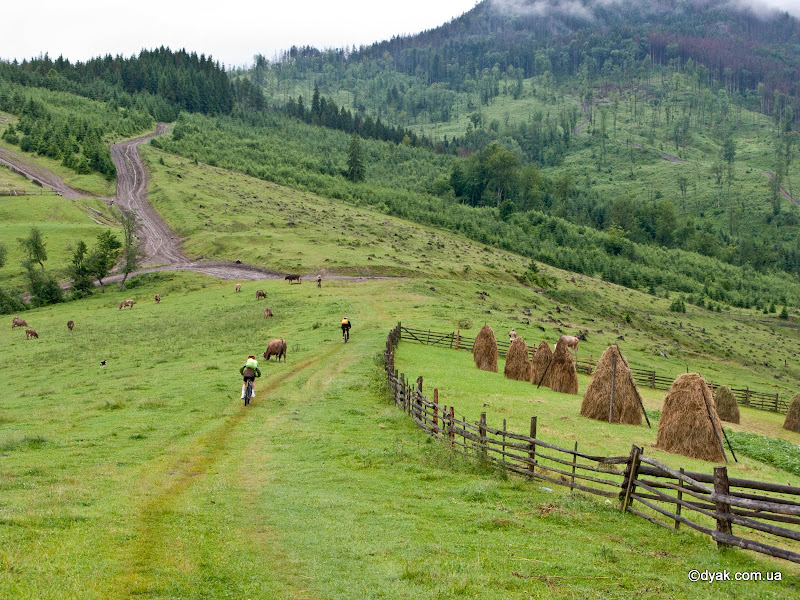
[
  {"xmin": 714, "ymin": 385, "xmax": 740, "ymax": 424},
  {"xmin": 530, "ymin": 341, "xmax": 553, "ymax": 387},
  {"xmin": 504, "ymin": 337, "xmax": 530, "ymax": 381},
  {"xmin": 473, "ymin": 324, "xmax": 498, "ymax": 372},
  {"xmin": 656, "ymin": 373, "xmax": 726, "ymax": 462},
  {"xmin": 784, "ymin": 394, "xmax": 800, "ymax": 433},
  {"xmin": 547, "ymin": 339, "xmax": 579, "ymax": 395},
  {"xmin": 580, "ymin": 345, "xmax": 642, "ymax": 425}
]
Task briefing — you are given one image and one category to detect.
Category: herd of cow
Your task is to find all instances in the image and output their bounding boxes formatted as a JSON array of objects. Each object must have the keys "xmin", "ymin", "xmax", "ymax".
[{"xmin": 11, "ymin": 284, "xmax": 288, "ymax": 365}]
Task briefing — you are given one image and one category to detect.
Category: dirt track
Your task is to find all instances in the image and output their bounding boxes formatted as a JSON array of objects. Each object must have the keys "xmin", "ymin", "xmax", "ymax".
[{"xmin": 2, "ymin": 127, "xmax": 394, "ymax": 283}]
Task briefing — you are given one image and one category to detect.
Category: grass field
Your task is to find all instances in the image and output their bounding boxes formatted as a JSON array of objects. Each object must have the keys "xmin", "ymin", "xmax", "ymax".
[
  {"xmin": 2, "ymin": 272, "xmax": 798, "ymax": 599},
  {"xmin": 3, "ymin": 128, "xmax": 800, "ymax": 596},
  {"xmin": 0, "ymin": 164, "xmax": 113, "ymax": 289}
]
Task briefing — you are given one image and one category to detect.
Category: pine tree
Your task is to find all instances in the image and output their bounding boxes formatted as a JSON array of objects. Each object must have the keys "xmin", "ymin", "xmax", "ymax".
[{"xmin": 347, "ymin": 133, "xmax": 365, "ymax": 182}]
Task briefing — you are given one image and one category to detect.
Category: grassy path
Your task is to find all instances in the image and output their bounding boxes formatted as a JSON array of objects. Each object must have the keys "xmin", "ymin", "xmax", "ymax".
[{"xmin": 2, "ymin": 276, "xmax": 799, "ymax": 598}]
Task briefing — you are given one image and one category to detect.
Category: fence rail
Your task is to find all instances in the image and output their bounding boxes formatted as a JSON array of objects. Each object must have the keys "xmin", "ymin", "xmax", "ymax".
[
  {"xmin": 385, "ymin": 322, "xmax": 800, "ymax": 565},
  {"xmin": 399, "ymin": 325, "xmax": 787, "ymax": 415}
]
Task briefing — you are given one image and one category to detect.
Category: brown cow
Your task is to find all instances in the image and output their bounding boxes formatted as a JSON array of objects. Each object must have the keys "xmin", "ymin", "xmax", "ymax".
[
  {"xmin": 67, "ymin": 320, "xmax": 74, "ymax": 331},
  {"xmin": 264, "ymin": 308, "xmax": 274, "ymax": 318},
  {"xmin": 256, "ymin": 290, "xmax": 267, "ymax": 300},
  {"xmin": 119, "ymin": 299, "xmax": 134, "ymax": 310},
  {"xmin": 558, "ymin": 335, "xmax": 580, "ymax": 353},
  {"xmin": 12, "ymin": 317, "xmax": 28, "ymax": 329},
  {"xmin": 263, "ymin": 338, "xmax": 287, "ymax": 362},
  {"xmin": 235, "ymin": 284, "xmax": 241, "ymax": 293},
  {"xmin": 26, "ymin": 329, "xmax": 38, "ymax": 339},
  {"xmin": 155, "ymin": 294, "xmax": 161, "ymax": 304}
]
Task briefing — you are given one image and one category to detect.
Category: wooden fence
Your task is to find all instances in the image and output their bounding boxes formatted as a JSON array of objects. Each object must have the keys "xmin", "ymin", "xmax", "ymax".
[
  {"xmin": 385, "ymin": 323, "xmax": 800, "ymax": 565},
  {"xmin": 400, "ymin": 325, "xmax": 788, "ymax": 415}
]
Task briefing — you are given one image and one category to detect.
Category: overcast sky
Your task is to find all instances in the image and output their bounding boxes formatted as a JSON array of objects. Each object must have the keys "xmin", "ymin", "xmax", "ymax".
[
  {"xmin": 0, "ymin": 1, "xmax": 479, "ymax": 68},
  {"xmin": 2, "ymin": 1, "xmax": 798, "ymax": 69}
]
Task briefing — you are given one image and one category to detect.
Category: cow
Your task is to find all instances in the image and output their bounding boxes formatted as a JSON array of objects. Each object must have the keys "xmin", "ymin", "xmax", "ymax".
[
  {"xmin": 235, "ymin": 284, "xmax": 241, "ymax": 293},
  {"xmin": 285, "ymin": 274, "xmax": 301, "ymax": 284},
  {"xmin": 12, "ymin": 317, "xmax": 28, "ymax": 329},
  {"xmin": 263, "ymin": 338, "xmax": 287, "ymax": 362},
  {"xmin": 558, "ymin": 335, "xmax": 580, "ymax": 353},
  {"xmin": 26, "ymin": 329, "xmax": 38, "ymax": 339},
  {"xmin": 256, "ymin": 289, "xmax": 267, "ymax": 300},
  {"xmin": 155, "ymin": 294, "xmax": 161, "ymax": 304},
  {"xmin": 264, "ymin": 308, "xmax": 274, "ymax": 318},
  {"xmin": 67, "ymin": 320, "xmax": 74, "ymax": 331},
  {"xmin": 119, "ymin": 299, "xmax": 134, "ymax": 310}
]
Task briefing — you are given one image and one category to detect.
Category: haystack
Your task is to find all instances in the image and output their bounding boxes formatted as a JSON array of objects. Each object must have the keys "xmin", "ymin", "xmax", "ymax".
[
  {"xmin": 473, "ymin": 324, "xmax": 498, "ymax": 372},
  {"xmin": 580, "ymin": 345, "xmax": 642, "ymax": 425},
  {"xmin": 547, "ymin": 339, "xmax": 579, "ymax": 395},
  {"xmin": 530, "ymin": 341, "xmax": 553, "ymax": 387},
  {"xmin": 656, "ymin": 373, "xmax": 725, "ymax": 462},
  {"xmin": 713, "ymin": 385, "xmax": 740, "ymax": 424},
  {"xmin": 783, "ymin": 394, "xmax": 800, "ymax": 433},
  {"xmin": 504, "ymin": 337, "xmax": 530, "ymax": 381}
]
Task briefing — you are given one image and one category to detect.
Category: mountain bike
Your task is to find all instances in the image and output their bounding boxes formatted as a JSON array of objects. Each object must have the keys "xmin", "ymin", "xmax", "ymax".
[
  {"xmin": 342, "ymin": 327, "xmax": 349, "ymax": 343},
  {"xmin": 244, "ymin": 380, "xmax": 253, "ymax": 406},
  {"xmin": 317, "ymin": 278, "xmax": 322, "ymax": 288}
]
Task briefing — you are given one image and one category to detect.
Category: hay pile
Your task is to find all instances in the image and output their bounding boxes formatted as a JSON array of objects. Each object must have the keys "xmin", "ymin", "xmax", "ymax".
[
  {"xmin": 504, "ymin": 337, "xmax": 530, "ymax": 381},
  {"xmin": 656, "ymin": 373, "xmax": 726, "ymax": 462},
  {"xmin": 473, "ymin": 324, "xmax": 498, "ymax": 372},
  {"xmin": 714, "ymin": 385, "xmax": 740, "ymax": 424},
  {"xmin": 530, "ymin": 341, "xmax": 553, "ymax": 387},
  {"xmin": 580, "ymin": 345, "xmax": 642, "ymax": 425},
  {"xmin": 784, "ymin": 394, "xmax": 800, "ymax": 433},
  {"xmin": 547, "ymin": 339, "xmax": 578, "ymax": 395}
]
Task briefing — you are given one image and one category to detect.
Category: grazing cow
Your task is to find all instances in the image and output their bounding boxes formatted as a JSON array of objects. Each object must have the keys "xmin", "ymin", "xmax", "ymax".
[
  {"xmin": 67, "ymin": 320, "xmax": 74, "ymax": 331},
  {"xmin": 264, "ymin": 308, "xmax": 274, "ymax": 318},
  {"xmin": 12, "ymin": 317, "xmax": 28, "ymax": 329},
  {"xmin": 155, "ymin": 294, "xmax": 161, "ymax": 304},
  {"xmin": 119, "ymin": 299, "xmax": 134, "ymax": 310},
  {"xmin": 285, "ymin": 274, "xmax": 301, "ymax": 284},
  {"xmin": 558, "ymin": 335, "xmax": 580, "ymax": 353},
  {"xmin": 263, "ymin": 338, "xmax": 287, "ymax": 362},
  {"xmin": 235, "ymin": 284, "xmax": 241, "ymax": 293},
  {"xmin": 256, "ymin": 289, "xmax": 267, "ymax": 300},
  {"xmin": 26, "ymin": 329, "xmax": 38, "ymax": 339}
]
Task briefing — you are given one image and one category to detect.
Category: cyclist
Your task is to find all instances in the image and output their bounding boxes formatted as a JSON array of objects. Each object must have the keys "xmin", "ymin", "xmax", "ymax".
[
  {"xmin": 341, "ymin": 316, "xmax": 351, "ymax": 342},
  {"xmin": 239, "ymin": 355, "xmax": 261, "ymax": 400},
  {"xmin": 317, "ymin": 273, "xmax": 322, "ymax": 288}
]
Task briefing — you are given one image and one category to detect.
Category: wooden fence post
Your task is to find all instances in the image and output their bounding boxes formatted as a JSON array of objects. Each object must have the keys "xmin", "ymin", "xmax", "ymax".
[
  {"xmin": 433, "ymin": 389, "xmax": 439, "ymax": 434},
  {"xmin": 774, "ymin": 394, "xmax": 779, "ymax": 412},
  {"xmin": 456, "ymin": 330, "xmax": 460, "ymax": 350},
  {"xmin": 650, "ymin": 371, "xmax": 656, "ymax": 389},
  {"xmin": 479, "ymin": 413, "xmax": 487, "ymax": 461},
  {"xmin": 416, "ymin": 376, "xmax": 423, "ymax": 422},
  {"xmin": 620, "ymin": 445, "xmax": 642, "ymax": 511},
  {"xmin": 675, "ymin": 468, "xmax": 684, "ymax": 530},
  {"xmin": 714, "ymin": 466, "xmax": 733, "ymax": 548},
  {"xmin": 744, "ymin": 387, "xmax": 751, "ymax": 406},
  {"xmin": 448, "ymin": 406, "xmax": 455, "ymax": 449},
  {"xmin": 570, "ymin": 442, "xmax": 578, "ymax": 492},
  {"xmin": 528, "ymin": 417, "xmax": 537, "ymax": 478}
]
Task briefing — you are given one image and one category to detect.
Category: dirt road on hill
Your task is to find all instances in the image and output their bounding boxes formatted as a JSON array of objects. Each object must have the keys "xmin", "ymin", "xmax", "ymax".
[
  {"xmin": 109, "ymin": 123, "xmax": 187, "ymax": 267},
  {"xmin": 2, "ymin": 126, "xmax": 394, "ymax": 283},
  {"xmin": 763, "ymin": 171, "xmax": 799, "ymax": 208},
  {"xmin": 0, "ymin": 147, "xmax": 92, "ymax": 199}
]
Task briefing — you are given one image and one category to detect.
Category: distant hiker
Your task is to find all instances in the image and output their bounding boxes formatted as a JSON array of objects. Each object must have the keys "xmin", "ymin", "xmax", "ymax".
[
  {"xmin": 317, "ymin": 273, "xmax": 322, "ymax": 288},
  {"xmin": 509, "ymin": 328, "xmax": 517, "ymax": 342},
  {"xmin": 239, "ymin": 355, "xmax": 261, "ymax": 399}
]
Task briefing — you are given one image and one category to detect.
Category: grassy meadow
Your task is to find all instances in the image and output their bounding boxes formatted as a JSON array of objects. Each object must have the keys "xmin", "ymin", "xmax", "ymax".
[
  {"xmin": 2, "ymin": 118, "xmax": 800, "ymax": 597},
  {"xmin": 2, "ymin": 272, "xmax": 799, "ymax": 599},
  {"xmin": 0, "ymin": 163, "xmax": 113, "ymax": 288}
]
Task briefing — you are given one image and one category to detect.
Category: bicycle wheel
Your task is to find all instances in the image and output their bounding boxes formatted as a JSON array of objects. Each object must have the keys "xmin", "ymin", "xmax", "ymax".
[{"xmin": 244, "ymin": 381, "xmax": 252, "ymax": 406}]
